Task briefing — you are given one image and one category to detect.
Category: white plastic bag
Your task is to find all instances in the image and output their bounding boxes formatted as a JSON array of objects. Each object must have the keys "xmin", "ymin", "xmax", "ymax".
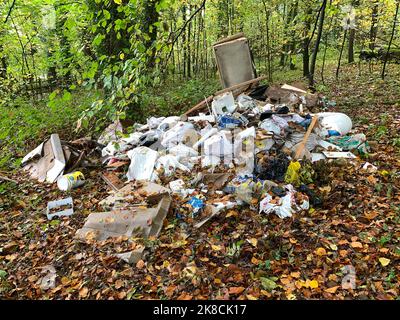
[
  {"xmin": 317, "ymin": 112, "xmax": 352, "ymax": 136},
  {"xmin": 127, "ymin": 147, "xmax": 158, "ymax": 181}
]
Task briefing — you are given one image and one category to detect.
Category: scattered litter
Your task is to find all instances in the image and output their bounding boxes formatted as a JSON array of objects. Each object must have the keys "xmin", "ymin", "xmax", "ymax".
[
  {"xmin": 187, "ymin": 197, "xmax": 205, "ymax": 216},
  {"xmin": 76, "ymin": 195, "xmax": 171, "ymax": 241},
  {"xmin": 318, "ymin": 112, "xmax": 353, "ymax": 137},
  {"xmin": 259, "ymin": 185, "xmax": 308, "ymax": 219},
  {"xmin": 46, "ymin": 197, "xmax": 74, "ymax": 220},
  {"xmin": 127, "ymin": 147, "xmax": 158, "ymax": 181},
  {"xmin": 362, "ymin": 162, "xmax": 378, "ymax": 172},
  {"xmin": 115, "ymin": 246, "xmax": 146, "ymax": 265},
  {"xmin": 328, "ymin": 133, "xmax": 368, "ymax": 153},
  {"xmin": 211, "ymin": 92, "xmax": 236, "ymax": 116},
  {"xmin": 57, "ymin": 171, "xmax": 85, "ymax": 191},
  {"xmin": 322, "ymin": 151, "xmax": 357, "ymax": 159},
  {"xmin": 39, "ymin": 265, "xmax": 57, "ymax": 290}
]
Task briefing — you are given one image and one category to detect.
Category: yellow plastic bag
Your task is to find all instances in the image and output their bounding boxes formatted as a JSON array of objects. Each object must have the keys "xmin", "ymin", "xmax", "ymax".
[{"xmin": 285, "ymin": 161, "xmax": 301, "ymax": 185}]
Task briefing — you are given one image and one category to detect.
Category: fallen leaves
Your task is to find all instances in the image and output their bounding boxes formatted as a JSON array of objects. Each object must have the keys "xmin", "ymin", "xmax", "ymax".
[
  {"xmin": 228, "ymin": 286, "xmax": 245, "ymax": 295},
  {"xmin": 79, "ymin": 287, "xmax": 89, "ymax": 298},
  {"xmin": 378, "ymin": 257, "xmax": 390, "ymax": 267},
  {"xmin": 325, "ymin": 286, "xmax": 340, "ymax": 294},
  {"xmin": 247, "ymin": 238, "xmax": 258, "ymax": 247},
  {"xmin": 315, "ymin": 247, "xmax": 327, "ymax": 256},
  {"xmin": 350, "ymin": 241, "xmax": 363, "ymax": 249}
]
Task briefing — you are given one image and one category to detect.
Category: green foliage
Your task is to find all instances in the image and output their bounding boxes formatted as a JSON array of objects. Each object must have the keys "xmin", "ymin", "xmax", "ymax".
[{"xmin": 0, "ymin": 90, "xmax": 101, "ymax": 170}]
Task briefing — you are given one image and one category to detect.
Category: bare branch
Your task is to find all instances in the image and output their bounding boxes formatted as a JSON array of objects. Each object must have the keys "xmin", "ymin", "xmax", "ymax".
[{"xmin": 4, "ymin": 0, "xmax": 17, "ymax": 24}]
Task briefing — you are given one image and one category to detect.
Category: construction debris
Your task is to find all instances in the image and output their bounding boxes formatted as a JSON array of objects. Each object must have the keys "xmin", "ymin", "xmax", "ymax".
[{"xmin": 46, "ymin": 197, "xmax": 74, "ymax": 220}]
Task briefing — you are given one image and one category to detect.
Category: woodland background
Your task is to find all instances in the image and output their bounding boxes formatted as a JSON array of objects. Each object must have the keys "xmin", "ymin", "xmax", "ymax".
[{"xmin": 1, "ymin": 0, "xmax": 400, "ymax": 169}]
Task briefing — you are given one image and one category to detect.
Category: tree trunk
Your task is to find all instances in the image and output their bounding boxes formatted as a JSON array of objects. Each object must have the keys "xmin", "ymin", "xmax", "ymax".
[
  {"xmin": 0, "ymin": 36, "xmax": 7, "ymax": 80},
  {"xmin": 309, "ymin": 0, "xmax": 327, "ymax": 86},
  {"xmin": 303, "ymin": 7, "xmax": 312, "ymax": 78},
  {"xmin": 348, "ymin": 28, "xmax": 355, "ymax": 63},
  {"xmin": 382, "ymin": 1, "xmax": 399, "ymax": 79},
  {"xmin": 369, "ymin": 1, "xmax": 379, "ymax": 51}
]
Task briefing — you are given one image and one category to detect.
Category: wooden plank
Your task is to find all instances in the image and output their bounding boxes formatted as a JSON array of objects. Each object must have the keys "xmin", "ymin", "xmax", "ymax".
[
  {"xmin": 214, "ymin": 75, "xmax": 267, "ymax": 96},
  {"xmin": 183, "ymin": 76, "xmax": 267, "ymax": 116},
  {"xmin": 213, "ymin": 33, "xmax": 246, "ymax": 46}
]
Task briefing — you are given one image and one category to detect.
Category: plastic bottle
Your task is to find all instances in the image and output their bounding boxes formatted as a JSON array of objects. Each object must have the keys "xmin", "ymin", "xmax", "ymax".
[{"xmin": 57, "ymin": 171, "xmax": 85, "ymax": 191}]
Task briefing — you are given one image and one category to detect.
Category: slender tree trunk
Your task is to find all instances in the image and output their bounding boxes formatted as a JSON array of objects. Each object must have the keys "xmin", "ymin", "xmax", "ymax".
[
  {"xmin": 348, "ymin": 28, "xmax": 355, "ymax": 63},
  {"xmin": 309, "ymin": 0, "xmax": 327, "ymax": 85},
  {"xmin": 262, "ymin": 0, "xmax": 272, "ymax": 82},
  {"xmin": 382, "ymin": 1, "xmax": 399, "ymax": 79},
  {"xmin": 369, "ymin": 1, "xmax": 379, "ymax": 51},
  {"xmin": 336, "ymin": 29, "xmax": 348, "ymax": 79},
  {"xmin": 0, "ymin": 39, "xmax": 7, "ymax": 79},
  {"xmin": 187, "ymin": 6, "xmax": 192, "ymax": 78},
  {"xmin": 303, "ymin": 7, "xmax": 312, "ymax": 78},
  {"xmin": 289, "ymin": 1, "xmax": 299, "ymax": 70}
]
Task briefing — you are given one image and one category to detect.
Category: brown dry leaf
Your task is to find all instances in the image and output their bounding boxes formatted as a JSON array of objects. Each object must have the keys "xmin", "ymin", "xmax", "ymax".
[
  {"xmin": 79, "ymin": 287, "xmax": 89, "ymax": 298},
  {"xmin": 61, "ymin": 277, "xmax": 71, "ymax": 285},
  {"xmin": 325, "ymin": 286, "xmax": 340, "ymax": 294},
  {"xmin": 177, "ymin": 292, "xmax": 193, "ymax": 300},
  {"xmin": 339, "ymin": 250, "xmax": 348, "ymax": 257},
  {"xmin": 226, "ymin": 210, "xmax": 238, "ymax": 218},
  {"xmin": 251, "ymin": 256, "xmax": 260, "ymax": 265},
  {"xmin": 115, "ymin": 279, "xmax": 124, "ymax": 289},
  {"xmin": 315, "ymin": 247, "xmax": 327, "ymax": 256},
  {"xmin": 136, "ymin": 260, "xmax": 145, "ymax": 269},
  {"xmin": 351, "ymin": 241, "xmax": 363, "ymax": 249},
  {"xmin": 229, "ymin": 287, "xmax": 245, "ymax": 295},
  {"xmin": 365, "ymin": 211, "xmax": 378, "ymax": 220},
  {"xmin": 367, "ymin": 175, "xmax": 377, "ymax": 184},
  {"xmin": 165, "ymin": 285, "xmax": 176, "ymax": 297},
  {"xmin": 290, "ymin": 272, "xmax": 300, "ymax": 278},
  {"xmin": 247, "ymin": 238, "xmax": 258, "ymax": 247},
  {"xmin": 211, "ymin": 244, "xmax": 222, "ymax": 251}
]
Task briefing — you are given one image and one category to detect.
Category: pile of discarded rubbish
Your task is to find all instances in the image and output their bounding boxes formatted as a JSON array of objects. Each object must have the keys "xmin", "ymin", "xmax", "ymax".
[{"xmin": 21, "ymin": 80, "xmax": 370, "ymax": 264}]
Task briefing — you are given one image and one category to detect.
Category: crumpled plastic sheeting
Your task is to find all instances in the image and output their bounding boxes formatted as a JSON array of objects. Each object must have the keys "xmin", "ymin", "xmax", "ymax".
[
  {"xmin": 202, "ymin": 131, "xmax": 234, "ymax": 167},
  {"xmin": 260, "ymin": 185, "xmax": 309, "ymax": 219},
  {"xmin": 102, "ymin": 132, "xmax": 145, "ymax": 157},
  {"xmin": 211, "ymin": 92, "xmax": 236, "ymax": 116},
  {"xmin": 259, "ymin": 185, "xmax": 309, "ymax": 219},
  {"xmin": 237, "ymin": 94, "xmax": 257, "ymax": 111},
  {"xmin": 127, "ymin": 147, "xmax": 158, "ymax": 181},
  {"xmin": 161, "ymin": 122, "xmax": 196, "ymax": 148},
  {"xmin": 157, "ymin": 116, "xmax": 181, "ymax": 132},
  {"xmin": 233, "ymin": 127, "xmax": 255, "ymax": 176},
  {"xmin": 284, "ymin": 132, "xmax": 320, "ymax": 151},
  {"xmin": 169, "ymin": 144, "xmax": 198, "ymax": 159},
  {"xmin": 147, "ymin": 117, "xmax": 165, "ymax": 129},
  {"xmin": 259, "ymin": 115, "xmax": 289, "ymax": 136},
  {"xmin": 155, "ymin": 155, "xmax": 190, "ymax": 176}
]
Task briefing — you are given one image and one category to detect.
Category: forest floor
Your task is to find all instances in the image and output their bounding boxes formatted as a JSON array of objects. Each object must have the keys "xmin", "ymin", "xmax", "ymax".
[{"xmin": 0, "ymin": 63, "xmax": 399, "ymax": 300}]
